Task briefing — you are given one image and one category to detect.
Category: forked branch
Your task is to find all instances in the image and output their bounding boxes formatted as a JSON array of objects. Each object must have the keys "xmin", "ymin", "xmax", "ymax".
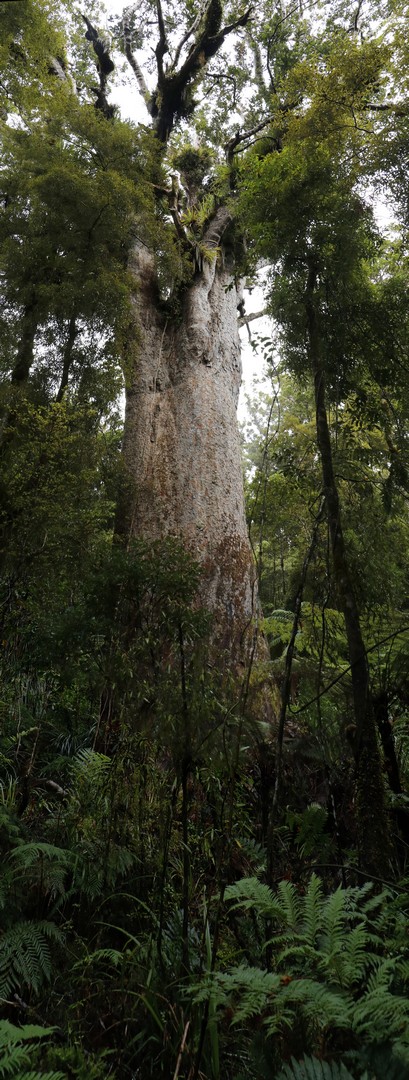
[{"xmin": 122, "ymin": 0, "xmax": 252, "ymax": 141}]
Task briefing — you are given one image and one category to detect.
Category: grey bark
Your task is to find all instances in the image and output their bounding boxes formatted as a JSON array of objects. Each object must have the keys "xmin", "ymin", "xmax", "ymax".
[{"xmin": 119, "ymin": 242, "xmax": 258, "ymax": 656}]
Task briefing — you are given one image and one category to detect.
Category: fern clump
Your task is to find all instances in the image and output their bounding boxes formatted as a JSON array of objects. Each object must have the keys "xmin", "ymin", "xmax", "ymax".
[{"xmin": 192, "ymin": 874, "xmax": 409, "ymax": 1076}]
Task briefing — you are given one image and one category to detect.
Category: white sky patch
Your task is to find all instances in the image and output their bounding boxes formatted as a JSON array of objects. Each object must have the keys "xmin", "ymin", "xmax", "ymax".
[{"xmin": 238, "ymin": 283, "xmax": 271, "ymax": 420}]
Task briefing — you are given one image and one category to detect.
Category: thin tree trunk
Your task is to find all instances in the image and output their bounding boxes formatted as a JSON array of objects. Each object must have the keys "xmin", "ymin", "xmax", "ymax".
[
  {"xmin": 11, "ymin": 296, "xmax": 39, "ymax": 385},
  {"xmin": 306, "ymin": 264, "xmax": 393, "ymax": 879},
  {"xmin": 0, "ymin": 297, "xmax": 39, "ymax": 450},
  {"xmin": 56, "ymin": 313, "xmax": 78, "ymax": 402}
]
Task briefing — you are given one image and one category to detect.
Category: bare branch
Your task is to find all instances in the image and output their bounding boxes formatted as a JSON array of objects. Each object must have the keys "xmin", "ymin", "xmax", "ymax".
[
  {"xmin": 173, "ymin": 4, "xmax": 204, "ymax": 70},
  {"xmin": 238, "ymin": 309, "xmax": 266, "ymax": 327},
  {"xmin": 349, "ymin": 0, "xmax": 364, "ymax": 33},
  {"xmin": 226, "ymin": 115, "xmax": 274, "ymax": 160},
  {"xmin": 204, "ymin": 70, "xmax": 237, "ymax": 107},
  {"xmin": 122, "ymin": 11, "xmax": 150, "ymax": 107}
]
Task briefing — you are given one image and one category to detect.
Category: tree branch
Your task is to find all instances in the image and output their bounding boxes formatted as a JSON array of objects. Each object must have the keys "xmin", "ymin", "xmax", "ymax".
[
  {"xmin": 82, "ymin": 14, "xmax": 115, "ymax": 118},
  {"xmin": 349, "ymin": 0, "xmax": 363, "ymax": 33},
  {"xmin": 202, "ymin": 205, "xmax": 232, "ymax": 248},
  {"xmin": 155, "ymin": 0, "xmax": 168, "ymax": 79},
  {"xmin": 122, "ymin": 11, "xmax": 150, "ymax": 107},
  {"xmin": 238, "ymin": 309, "xmax": 266, "ymax": 326},
  {"xmin": 226, "ymin": 115, "xmax": 274, "ymax": 161},
  {"xmin": 153, "ymin": 2, "xmax": 252, "ymax": 141},
  {"xmin": 172, "ymin": 6, "xmax": 204, "ymax": 70}
]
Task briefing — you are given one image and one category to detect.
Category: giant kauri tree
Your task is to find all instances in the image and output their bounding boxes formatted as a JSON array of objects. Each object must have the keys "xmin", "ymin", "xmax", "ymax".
[{"xmin": 108, "ymin": 0, "xmax": 263, "ymax": 658}]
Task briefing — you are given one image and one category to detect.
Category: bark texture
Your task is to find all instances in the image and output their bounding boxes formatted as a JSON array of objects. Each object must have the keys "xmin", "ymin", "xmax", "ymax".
[{"xmin": 120, "ymin": 242, "xmax": 258, "ymax": 656}]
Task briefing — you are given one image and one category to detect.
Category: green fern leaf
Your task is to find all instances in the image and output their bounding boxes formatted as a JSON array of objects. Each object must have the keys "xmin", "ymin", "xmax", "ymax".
[
  {"xmin": 340, "ymin": 925, "xmax": 372, "ymax": 987},
  {"xmin": 277, "ymin": 880, "xmax": 303, "ymax": 929},
  {"xmin": 302, "ymin": 874, "xmax": 324, "ymax": 947},
  {"xmin": 7, "ymin": 843, "xmax": 71, "ymax": 869},
  {"xmin": 276, "ymin": 1056, "xmax": 358, "ymax": 1079},
  {"xmin": 0, "ymin": 1023, "xmax": 56, "ymax": 1043},
  {"xmin": 0, "ymin": 921, "xmax": 63, "ymax": 998},
  {"xmin": 0, "ymin": 1022, "xmax": 61, "ymax": 1080},
  {"xmin": 191, "ymin": 965, "xmax": 280, "ymax": 1017},
  {"xmin": 15, "ymin": 1073, "xmax": 65, "ymax": 1079},
  {"xmin": 74, "ymin": 947, "xmax": 124, "ymax": 970},
  {"xmin": 224, "ymin": 877, "xmax": 283, "ymax": 919},
  {"xmin": 277, "ymin": 978, "xmax": 350, "ymax": 1031},
  {"xmin": 321, "ymin": 887, "xmax": 346, "ymax": 950}
]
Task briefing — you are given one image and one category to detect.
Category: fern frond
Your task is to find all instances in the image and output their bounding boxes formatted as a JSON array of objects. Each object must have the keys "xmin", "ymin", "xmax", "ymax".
[
  {"xmin": 0, "ymin": 1043, "xmax": 30, "ymax": 1079},
  {"xmin": 74, "ymin": 947, "xmax": 124, "ymax": 970},
  {"xmin": 0, "ymin": 1021, "xmax": 61, "ymax": 1080},
  {"xmin": 8, "ymin": 842, "xmax": 72, "ymax": 870},
  {"xmin": 276, "ymin": 1055, "xmax": 357, "ymax": 1079},
  {"xmin": 302, "ymin": 874, "xmax": 324, "ymax": 947},
  {"xmin": 359, "ymin": 1041, "xmax": 409, "ymax": 1079},
  {"xmin": 224, "ymin": 877, "xmax": 283, "ymax": 919},
  {"xmin": 339, "ymin": 925, "xmax": 372, "ymax": 987},
  {"xmin": 6, "ymin": 843, "xmax": 72, "ymax": 906},
  {"xmin": 0, "ymin": 1022, "xmax": 56, "ymax": 1042},
  {"xmin": 274, "ymin": 942, "xmax": 321, "ymax": 970},
  {"xmin": 277, "ymin": 880, "xmax": 303, "ymax": 929},
  {"xmin": 0, "ymin": 921, "xmax": 63, "ymax": 999},
  {"xmin": 321, "ymin": 887, "xmax": 346, "ymax": 952},
  {"xmin": 15, "ymin": 1073, "xmax": 65, "ymax": 1079},
  {"xmin": 217, "ymin": 872, "xmax": 409, "ymax": 1063},
  {"xmin": 192, "ymin": 965, "xmax": 280, "ymax": 1017},
  {"xmin": 72, "ymin": 748, "xmax": 111, "ymax": 785},
  {"xmin": 351, "ymin": 959, "xmax": 409, "ymax": 1049},
  {"xmin": 277, "ymin": 977, "xmax": 350, "ymax": 1032}
]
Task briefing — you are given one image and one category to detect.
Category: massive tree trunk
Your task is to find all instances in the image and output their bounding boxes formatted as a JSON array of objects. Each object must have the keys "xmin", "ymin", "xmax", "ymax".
[
  {"xmin": 82, "ymin": 3, "xmax": 261, "ymax": 657},
  {"xmin": 119, "ymin": 239, "xmax": 258, "ymax": 656}
]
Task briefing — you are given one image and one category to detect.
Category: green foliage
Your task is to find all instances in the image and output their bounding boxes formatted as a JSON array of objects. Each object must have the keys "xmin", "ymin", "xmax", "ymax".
[
  {"xmin": 193, "ymin": 874, "xmax": 409, "ymax": 1074},
  {"xmin": 0, "ymin": 1020, "xmax": 64, "ymax": 1080},
  {"xmin": 0, "ymin": 920, "xmax": 63, "ymax": 1000},
  {"xmin": 276, "ymin": 1058, "xmax": 356, "ymax": 1080}
]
